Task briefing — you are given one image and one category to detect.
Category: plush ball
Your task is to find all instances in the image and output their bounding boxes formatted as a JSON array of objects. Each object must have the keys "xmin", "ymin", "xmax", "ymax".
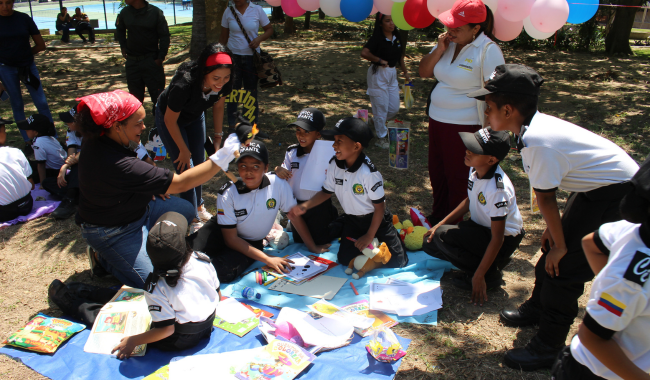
[
  {"xmin": 404, "ymin": 226, "xmax": 428, "ymax": 251},
  {"xmin": 402, "ymin": 220, "xmax": 414, "ymax": 229}
]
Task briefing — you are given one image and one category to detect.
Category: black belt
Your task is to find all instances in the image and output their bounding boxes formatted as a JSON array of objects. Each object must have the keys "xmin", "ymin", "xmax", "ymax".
[
  {"xmin": 127, "ymin": 53, "xmax": 157, "ymax": 62},
  {"xmin": 174, "ymin": 310, "xmax": 215, "ymax": 334},
  {"xmin": 584, "ymin": 181, "xmax": 633, "ymax": 201},
  {"xmin": 2, "ymin": 192, "xmax": 31, "ymax": 209}
]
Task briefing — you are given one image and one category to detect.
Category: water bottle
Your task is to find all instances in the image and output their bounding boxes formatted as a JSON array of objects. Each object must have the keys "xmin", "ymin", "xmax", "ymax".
[{"xmin": 231, "ymin": 285, "xmax": 261, "ymax": 300}]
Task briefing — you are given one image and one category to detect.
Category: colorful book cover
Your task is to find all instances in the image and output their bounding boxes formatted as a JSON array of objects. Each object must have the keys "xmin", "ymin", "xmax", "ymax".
[
  {"xmin": 234, "ymin": 337, "xmax": 316, "ymax": 380},
  {"xmin": 342, "ymin": 300, "xmax": 398, "ymax": 337},
  {"xmin": 213, "ymin": 299, "xmax": 274, "ymax": 337},
  {"xmin": 143, "ymin": 365, "xmax": 169, "ymax": 380},
  {"xmin": 264, "ymin": 255, "xmax": 338, "ymax": 286}
]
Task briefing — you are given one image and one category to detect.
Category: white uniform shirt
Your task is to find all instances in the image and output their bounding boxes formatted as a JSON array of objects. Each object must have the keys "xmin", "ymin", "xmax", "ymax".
[
  {"xmin": 429, "ymin": 32, "xmax": 504, "ymax": 125},
  {"xmin": 65, "ymin": 130, "xmax": 83, "ymax": 150},
  {"xmin": 145, "ymin": 252, "xmax": 220, "ymax": 325},
  {"xmin": 33, "ymin": 136, "xmax": 67, "ymax": 170},
  {"xmin": 467, "ymin": 165, "xmax": 523, "ymax": 236},
  {"xmin": 570, "ymin": 220, "xmax": 650, "ymax": 379},
  {"xmin": 217, "ymin": 174, "xmax": 297, "ymax": 241},
  {"xmin": 221, "ymin": 4, "xmax": 270, "ymax": 56},
  {"xmin": 521, "ymin": 112, "xmax": 639, "ymax": 193},
  {"xmin": 281, "ymin": 144, "xmax": 318, "ymax": 202},
  {"xmin": 0, "ymin": 147, "xmax": 32, "ymax": 206},
  {"xmin": 322, "ymin": 153, "xmax": 385, "ymax": 216}
]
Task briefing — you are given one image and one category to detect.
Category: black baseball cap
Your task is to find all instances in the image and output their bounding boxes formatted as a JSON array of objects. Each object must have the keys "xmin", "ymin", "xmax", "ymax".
[
  {"xmin": 146, "ymin": 212, "xmax": 188, "ymax": 273},
  {"xmin": 321, "ymin": 117, "xmax": 373, "ymax": 147},
  {"xmin": 467, "ymin": 64, "xmax": 544, "ymax": 101},
  {"xmin": 288, "ymin": 108, "xmax": 326, "ymax": 132},
  {"xmin": 236, "ymin": 139, "xmax": 269, "ymax": 165},
  {"xmin": 459, "ymin": 127, "xmax": 511, "ymax": 161},
  {"xmin": 0, "ymin": 117, "xmax": 13, "ymax": 125},
  {"xmin": 58, "ymin": 104, "xmax": 79, "ymax": 123},
  {"xmin": 17, "ymin": 114, "xmax": 54, "ymax": 135}
]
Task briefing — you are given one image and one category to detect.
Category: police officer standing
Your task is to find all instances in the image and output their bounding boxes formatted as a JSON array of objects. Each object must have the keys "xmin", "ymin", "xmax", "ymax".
[{"xmin": 116, "ymin": 0, "xmax": 170, "ymax": 114}]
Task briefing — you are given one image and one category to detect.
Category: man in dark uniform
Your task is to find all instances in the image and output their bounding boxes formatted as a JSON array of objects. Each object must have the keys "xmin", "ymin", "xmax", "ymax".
[{"xmin": 116, "ymin": 0, "xmax": 170, "ymax": 114}]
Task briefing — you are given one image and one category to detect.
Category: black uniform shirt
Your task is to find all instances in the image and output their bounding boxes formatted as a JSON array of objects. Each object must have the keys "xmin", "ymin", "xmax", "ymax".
[
  {"xmin": 115, "ymin": 1, "xmax": 170, "ymax": 60},
  {"xmin": 363, "ymin": 33, "xmax": 402, "ymax": 68}
]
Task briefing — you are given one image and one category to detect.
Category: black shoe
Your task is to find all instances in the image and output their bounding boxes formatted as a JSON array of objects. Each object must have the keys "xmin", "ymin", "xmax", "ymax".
[
  {"xmin": 500, "ymin": 298, "xmax": 542, "ymax": 327},
  {"xmin": 87, "ymin": 245, "xmax": 110, "ymax": 279},
  {"xmin": 52, "ymin": 198, "xmax": 77, "ymax": 219},
  {"xmin": 450, "ymin": 272, "xmax": 504, "ymax": 291},
  {"xmin": 48, "ymin": 279, "xmax": 81, "ymax": 315},
  {"xmin": 503, "ymin": 336, "xmax": 561, "ymax": 371}
]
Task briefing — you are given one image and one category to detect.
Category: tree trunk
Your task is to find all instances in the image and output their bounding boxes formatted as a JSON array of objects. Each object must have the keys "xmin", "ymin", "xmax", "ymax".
[
  {"xmin": 304, "ymin": 11, "xmax": 311, "ymax": 29},
  {"xmin": 284, "ymin": 16, "xmax": 296, "ymax": 34},
  {"xmin": 319, "ymin": 8, "xmax": 325, "ymax": 19},
  {"xmin": 271, "ymin": 6, "xmax": 284, "ymax": 22},
  {"xmin": 605, "ymin": 0, "xmax": 643, "ymax": 55},
  {"xmin": 190, "ymin": 0, "xmax": 206, "ymax": 60},
  {"xmin": 399, "ymin": 30, "xmax": 409, "ymax": 57},
  {"xmin": 205, "ymin": 0, "xmax": 228, "ymax": 44}
]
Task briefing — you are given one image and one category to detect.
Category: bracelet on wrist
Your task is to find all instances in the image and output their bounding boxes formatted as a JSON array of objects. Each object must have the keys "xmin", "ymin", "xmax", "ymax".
[{"xmin": 214, "ymin": 132, "xmax": 223, "ymax": 136}]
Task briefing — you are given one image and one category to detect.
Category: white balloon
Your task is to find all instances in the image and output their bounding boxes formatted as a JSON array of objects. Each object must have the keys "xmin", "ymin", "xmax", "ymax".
[
  {"xmin": 320, "ymin": 0, "xmax": 342, "ymax": 17},
  {"xmin": 297, "ymin": 0, "xmax": 320, "ymax": 11},
  {"xmin": 374, "ymin": 0, "xmax": 394, "ymax": 14},
  {"xmin": 523, "ymin": 16, "xmax": 555, "ymax": 39},
  {"xmin": 427, "ymin": 0, "xmax": 457, "ymax": 18},
  {"xmin": 483, "ymin": 0, "xmax": 498, "ymax": 11}
]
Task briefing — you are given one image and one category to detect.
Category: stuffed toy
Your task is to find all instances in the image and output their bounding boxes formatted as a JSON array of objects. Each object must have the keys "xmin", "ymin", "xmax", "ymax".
[
  {"xmin": 404, "ymin": 226, "xmax": 428, "ymax": 251},
  {"xmin": 264, "ymin": 223, "xmax": 289, "ymax": 250},
  {"xmin": 209, "ymin": 114, "xmax": 259, "ymax": 183},
  {"xmin": 392, "ymin": 215, "xmax": 403, "ymax": 230},
  {"xmin": 402, "ymin": 219, "xmax": 414, "ymax": 229},
  {"xmin": 345, "ymin": 238, "xmax": 392, "ymax": 279}
]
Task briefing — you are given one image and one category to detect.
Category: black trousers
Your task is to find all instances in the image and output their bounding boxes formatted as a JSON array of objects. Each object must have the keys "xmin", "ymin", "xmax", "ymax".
[
  {"xmin": 41, "ymin": 164, "xmax": 79, "ymax": 200},
  {"xmin": 338, "ymin": 211, "xmax": 408, "ymax": 269},
  {"xmin": 188, "ymin": 217, "xmax": 262, "ymax": 283},
  {"xmin": 75, "ymin": 22, "xmax": 95, "ymax": 42},
  {"xmin": 0, "ymin": 192, "xmax": 33, "ymax": 223},
  {"xmin": 423, "ymin": 219, "xmax": 525, "ymax": 278},
  {"xmin": 530, "ymin": 182, "xmax": 632, "ymax": 347},
  {"xmin": 551, "ymin": 346, "xmax": 606, "ymax": 380},
  {"xmin": 151, "ymin": 312, "xmax": 214, "ymax": 351},
  {"xmin": 292, "ymin": 198, "xmax": 338, "ymax": 246},
  {"xmin": 56, "ymin": 24, "xmax": 70, "ymax": 42}
]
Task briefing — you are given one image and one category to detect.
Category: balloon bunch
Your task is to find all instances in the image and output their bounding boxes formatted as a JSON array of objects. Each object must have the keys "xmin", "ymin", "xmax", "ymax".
[{"xmin": 270, "ymin": 0, "xmax": 600, "ymax": 41}]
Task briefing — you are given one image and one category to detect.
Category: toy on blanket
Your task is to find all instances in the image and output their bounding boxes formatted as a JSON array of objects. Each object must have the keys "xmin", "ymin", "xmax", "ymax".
[
  {"xmin": 209, "ymin": 114, "xmax": 259, "ymax": 183},
  {"xmin": 393, "ymin": 211, "xmax": 430, "ymax": 251},
  {"xmin": 263, "ymin": 223, "xmax": 290, "ymax": 250},
  {"xmin": 366, "ymin": 328, "xmax": 406, "ymax": 363},
  {"xmin": 344, "ymin": 237, "xmax": 391, "ymax": 279},
  {"xmin": 404, "ymin": 226, "xmax": 428, "ymax": 251}
]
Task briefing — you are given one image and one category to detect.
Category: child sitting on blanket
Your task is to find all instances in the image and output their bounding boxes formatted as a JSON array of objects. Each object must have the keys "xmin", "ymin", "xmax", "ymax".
[{"xmin": 0, "ymin": 146, "xmax": 35, "ymax": 223}]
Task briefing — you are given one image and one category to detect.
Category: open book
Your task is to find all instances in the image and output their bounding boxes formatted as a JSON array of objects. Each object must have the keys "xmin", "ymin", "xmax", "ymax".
[
  {"xmin": 234, "ymin": 337, "xmax": 316, "ymax": 380},
  {"xmin": 83, "ymin": 286, "xmax": 151, "ymax": 356}
]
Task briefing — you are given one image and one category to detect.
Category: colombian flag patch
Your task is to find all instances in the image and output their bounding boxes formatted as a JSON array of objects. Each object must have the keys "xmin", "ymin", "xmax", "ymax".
[
  {"xmin": 598, "ymin": 293, "xmax": 626, "ymax": 317},
  {"xmin": 217, "ymin": 209, "xmax": 225, "ymax": 216}
]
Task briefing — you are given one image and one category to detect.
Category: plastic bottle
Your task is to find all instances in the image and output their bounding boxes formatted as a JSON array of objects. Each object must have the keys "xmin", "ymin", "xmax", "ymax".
[{"xmin": 231, "ymin": 285, "xmax": 261, "ymax": 300}]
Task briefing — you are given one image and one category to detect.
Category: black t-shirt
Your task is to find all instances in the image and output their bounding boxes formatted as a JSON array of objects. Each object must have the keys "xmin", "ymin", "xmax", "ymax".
[
  {"xmin": 157, "ymin": 70, "xmax": 232, "ymax": 126},
  {"xmin": 77, "ymin": 136, "xmax": 173, "ymax": 226},
  {"xmin": 363, "ymin": 32, "xmax": 403, "ymax": 68},
  {"xmin": 0, "ymin": 11, "xmax": 39, "ymax": 67}
]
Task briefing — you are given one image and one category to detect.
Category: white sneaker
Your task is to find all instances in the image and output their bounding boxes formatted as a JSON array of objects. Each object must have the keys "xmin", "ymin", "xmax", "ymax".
[
  {"xmin": 375, "ymin": 137, "xmax": 389, "ymax": 149},
  {"xmin": 189, "ymin": 221, "xmax": 204, "ymax": 235},
  {"xmin": 197, "ymin": 206, "xmax": 213, "ymax": 223}
]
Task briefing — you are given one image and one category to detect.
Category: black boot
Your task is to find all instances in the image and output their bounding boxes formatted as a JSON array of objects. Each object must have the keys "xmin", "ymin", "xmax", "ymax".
[
  {"xmin": 52, "ymin": 198, "xmax": 77, "ymax": 219},
  {"xmin": 48, "ymin": 279, "xmax": 83, "ymax": 316},
  {"xmin": 503, "ymin": 336, "xmax": 562, "ymax": 371},
  {"xmin": 500, "ymin": 298, "xmax": 542, "ymax": 327}
]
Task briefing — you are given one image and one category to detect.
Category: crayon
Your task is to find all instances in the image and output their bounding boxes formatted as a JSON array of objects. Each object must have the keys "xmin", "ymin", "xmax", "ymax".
[
  {"xmin": 263, "ymin": 277, "xmax": 278, "ymax": 286},
  {"xmin": 350, "ymin": 282, "xmax": 359, "ymax": 295}
]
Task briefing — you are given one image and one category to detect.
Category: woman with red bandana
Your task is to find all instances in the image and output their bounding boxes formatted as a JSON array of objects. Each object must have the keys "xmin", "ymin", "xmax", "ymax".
[
  {"xmin": 155, "ymin": 43, "xmax": 234, "ymax": 233},
  {"xmin": 75, "ymin": 89, "xmax": 231, "ymax": 289}
]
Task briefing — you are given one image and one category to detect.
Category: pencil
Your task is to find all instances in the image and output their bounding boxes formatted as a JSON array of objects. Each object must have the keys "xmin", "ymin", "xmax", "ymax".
[
  {"xmin": 263, "ymin": 277, "xmax": 278, "ymax": 286},
  {"xmin": 350, "ymin": 282, "xmax": 359, "ymax": 295}
]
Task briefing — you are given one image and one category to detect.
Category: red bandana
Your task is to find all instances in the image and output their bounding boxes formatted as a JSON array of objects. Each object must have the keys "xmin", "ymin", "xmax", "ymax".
[
  {"xmin": 205, "ymin": 52, "xmax": 233, "ymax": 67},
  {"xmin": 76, "ymin": 90, "xmax": 142, "ymax": 128}
]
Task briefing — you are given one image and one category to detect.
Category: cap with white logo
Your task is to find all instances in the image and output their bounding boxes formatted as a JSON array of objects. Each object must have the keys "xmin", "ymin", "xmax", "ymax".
[
  {"xmin": 438, "ymin": 0, "xmax": 487, "ymax": 29},
  {"xmin": 236, "ymin": 139, "xmax": 269, "ymax": 165},
  {"xmin": 459, "ymin": 127, "xmax": 511, "ymax": 161},
  {"xmin": 288, "ymin": 107, "xmax": 326, "ymax": 132}
]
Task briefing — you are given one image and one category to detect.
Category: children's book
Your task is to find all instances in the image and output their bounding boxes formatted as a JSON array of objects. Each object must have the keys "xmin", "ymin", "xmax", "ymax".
[
  {"xmin": 234, "ymin": 337, "xmax": 316, "ymax": 380},
  {"xmin": 83, "ymin": 286, "xmax": 151, "ymax": 356},
  {"xmin": 341, "ymin": 300, "xmax": 398, "ymax": 337},
  {"xmin": 144, "ymin": 365, "xmax": 169, "ymax": 380},
  {"xmin": 213, "ymin": 298, "xmax": 275, "ymax": 337},
  {"xmin": 307, "ymin": 300, "xmax": 374, "ymax": 329},
  {"xmin": 263, "ymin": 255, "xmax": 338, "ymax": 286}
]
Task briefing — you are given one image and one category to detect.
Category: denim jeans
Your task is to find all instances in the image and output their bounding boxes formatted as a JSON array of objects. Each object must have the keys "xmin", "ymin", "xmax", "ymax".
[
  {"xmin": 227, "ymin": 54, "xmax": 259, "ymax": 127},
  {"xmin": 155, "ymin": 105, "xmax": 205, "ymax": 220},
  {"xmin": 80, "ymin": 196, "xmax": 194, "ymax": 288},
  {"xmin": 0, "ymin": 61, "xmax": 54, "ymax": 141},
  {"xmin": 56, "ymin": 24, "xmax": 70, "ymax": 42}
]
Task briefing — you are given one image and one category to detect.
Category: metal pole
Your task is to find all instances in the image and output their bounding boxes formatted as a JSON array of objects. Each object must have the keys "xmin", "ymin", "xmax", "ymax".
[
  {"xmin": 102, "ymin": 0, "xmax": 108, "ymax": 29},
  {"xmin": 28, "ymin": 0, "xmax": 33, "ymax": 19},
  {"xmin": 173, "ymin": 0, "xmax": 176, "ymax": 25},
  {"xmin": 59, "ymin": 0, "xmax": 63, "ymax": 11}
]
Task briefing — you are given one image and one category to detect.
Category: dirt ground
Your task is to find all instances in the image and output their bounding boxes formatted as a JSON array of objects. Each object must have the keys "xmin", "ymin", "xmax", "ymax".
[{"xmin": 0, "ymin": 21, "xmax": 649, "ymax": 379}]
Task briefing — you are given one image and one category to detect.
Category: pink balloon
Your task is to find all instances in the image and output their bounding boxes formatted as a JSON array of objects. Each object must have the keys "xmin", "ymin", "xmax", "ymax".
[
  {"xmin": 297, "ymin": 0, "xmax": 320, "ymax": 11},
  {"xmin": 370, "ymin": 5, "xmax": 378, "ymax": 14},
  {"xmin": 529, "ymin": 0, "xmax": 569, "ymax": 33},
  {"xmin": 493, "ymin": 10, "xmax": 523, "ymax": 41},
  {"xmin": 497, "ymin": 0, "xmax": 534, "ymax": 22},
  {"xmin": 374, "ymin": 0, "xmax": 394, "ymax": 14},
  {"xmin": 267, "ymin": 0, "xmax": 282, "ymax": 6},
  {"xmin": 282, "ymin": 0, "xmax": 306, "ymax": 17},
  {"xmin": 427, "ymin": 0, "xmax": 456, "ymax": 18}
]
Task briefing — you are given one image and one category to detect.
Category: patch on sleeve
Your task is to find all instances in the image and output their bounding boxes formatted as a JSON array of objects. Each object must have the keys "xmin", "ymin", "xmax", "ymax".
[
  {"xmin": 468, "ymin": 180, "xmax": 474, "ymax": 191},
  {"xmin": 234, "ymin": 209, "xmax": 248, "ymax": 217},
  {"xmin": 597, "ymin": 293, "xmax": 626, "ymax": 317},
  {"xmin": 624, "ymin": 250, "xmax": 650, "ymax": 286},
  {"xmin": 335, "ymin": 178, "xmax": 343, "ymax": 185},
  {"xmin": 371, "ymin": 181, "xmax": 383, "ymax": 192},
  {"xmin": 494, "ymin": 201, "xmax": 508, "ymax": 209},
  {"xmin": 291, "ymin": 162, "xmax": 299, "ymax": 169},
  {"xmin": 148, "ymin": 305, "xmax": 162, "ymax": 312}
]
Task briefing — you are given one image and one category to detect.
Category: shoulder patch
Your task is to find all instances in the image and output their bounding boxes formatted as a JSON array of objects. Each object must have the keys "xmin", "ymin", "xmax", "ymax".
[
  {"xmin": 371, "ymin": 181, "xmax": 383, "ymax": 192},
  {"xmin": 329, "ymin": 155, "xmax": 336, "ymax": 163},
  {"xmin": 494, "ymin": 173, "xmax": 504, "ymax": 189},
  {"xmin": 148, "ymin": 305, "xmax": 162, "ymax": 312},
  {"xmin": 217, "ymin": 181, "xmax": 233, "ymax": 195},
  {"xmin": 195, "ymin": 251, "xmax": 212, "ymax": 263},
  {"xmin": 364, "ymin": 156, "xmax": 378, "ymax": 172},
  {"xmin": 468, "ymin": 179, "xmax": 474, "ymax": 191},
  {"xmin": 494, "ymin": 201, "xmax": 508, "ymax": 209},
  {"xmin": 286, "ymin": 143, "xmax": 299, "ymax": 152},
  {"xmin": 624, "ymin": 250, "xmax": 650, "ymax": 286}
]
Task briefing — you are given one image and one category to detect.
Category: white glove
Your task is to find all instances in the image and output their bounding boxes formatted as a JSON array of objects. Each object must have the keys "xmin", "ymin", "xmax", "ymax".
[{"xmin": 209, "ymin": 134, "xmax": 240, "ymax": 171}]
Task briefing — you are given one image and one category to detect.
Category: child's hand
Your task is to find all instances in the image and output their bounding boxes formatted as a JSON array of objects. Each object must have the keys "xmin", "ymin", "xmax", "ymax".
[
  {"xmin": 112, "ymin": 336, "xmax": 136, "ymax": 359},
  {"xmin": 307, "ymin": 243, "xmax": 331, "ymax": 254},
  {"xmin": 57, "ymin": 170, "xmax": 67, "ymax": 188},
  {"xmin": 354, "ymin": 233, "xmax": 374, "ymax": 252},
  {"xmin": 471, "ymin": 274, "xmax": 487, "ymax": 306},
  {"xmin": 266, "ymin": 256, "xmax": 294, "ymax": 274},
  {"xmin": 424, "ymin": 223, "xmax": 442, "ymax": 243},
  {"xmin": 275, "ymin": 166, "xmax": 292, "ymax": 180},
  {"xmin": 289, "ymin": 204, "xmax": 307, "ymax": 217},
  {"xmin": 545, "ymin": 247, "xmax": 567, "ymax": 278},
  {"xmin": 65, "ymin": 155, "xmax": 78, "ymax": 166}
]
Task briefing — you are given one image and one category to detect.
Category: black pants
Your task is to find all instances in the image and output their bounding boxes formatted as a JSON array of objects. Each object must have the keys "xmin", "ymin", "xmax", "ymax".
[
  {"xmin": 75, "ymin": 22, "xmax": 95, "ymax": 42},
  {"xmin": 151, "ymin": 312, "xmax": 214, "ymax": 351},
  {"xmin": 41, "ymin": 164, "xmax": 79, "ymax": 200},
  {"xmin": 423, "ymin": 219, "xmax": 525, "ymax": 278},
  {"xmin": 125, "ymin": 55, "xmax": 165, "ymax": 112},
  {"xmin": 188, "ymin": 217, "xmax": 262, "ymax": 283},
  {"xmin": 292, "ymin": 198, "xmax": 338, "ymax": 246},
  {"xmin": 0, "ymin": 192, "xmax": 33, "ymax": 223},
  {"xmin": 551, "ymin": 346, "xmax": 606, "ymax": 380},
  {"xmin": 530, "ymin": 182, "xmax": 632, "ymax": 347},
  {"xmin": 56, "ymin": 24, "xmax": 70, "ymax": 42},
  {"xmin": 338, "ymin": 211, "xmax": 408, "ymax": 269}
]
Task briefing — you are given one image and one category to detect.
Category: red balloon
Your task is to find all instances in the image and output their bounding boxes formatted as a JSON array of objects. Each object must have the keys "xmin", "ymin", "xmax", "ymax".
[{"xmin": 404, "ymin": 0, "xmax": 435, "ymax": 29}]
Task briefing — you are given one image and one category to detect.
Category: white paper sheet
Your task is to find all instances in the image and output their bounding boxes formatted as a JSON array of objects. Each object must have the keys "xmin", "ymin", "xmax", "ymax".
[
  {"xmin": 283, "ymin": 252, "xmax": 328, "ymax": 282},
  {"xmin": 276, "ymin": 307, "xmax": 353, "ymax": 348},
  {"xmin": 268, "ymin": 275, "xmax": 346, "ymax": 300},
  {"xmin": 299, "ymin": 140, "xmax": 336, "ymax": 192},
  {"xmin": 307, "ymin": 300, "xmax": 374, "ymax": 329},
  {"xmin": 169, "ymin": 348, "xmax": 263, "ymax": 380},
  {"xmin": 214, "ymin": 297, "xmax": 256, "ymax": 324},
  {"xmin": 369, "ymin": 281, "xmax": 443, "ymax": 317}
]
